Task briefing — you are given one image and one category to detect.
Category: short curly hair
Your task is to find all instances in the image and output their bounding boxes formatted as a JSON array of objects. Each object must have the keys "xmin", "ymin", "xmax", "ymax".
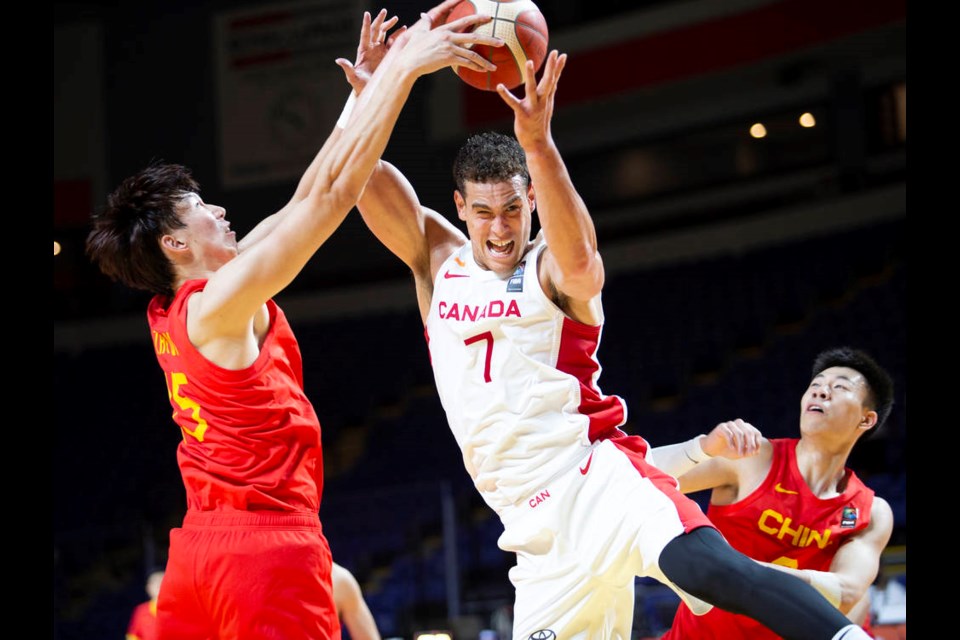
[
  {"xmin": 452, "ymin": 131, "xmax": 529, "ymax": 194},
  {"xmin": 812, "ymin": 346, "xmax": 895, "ymax": 432},
  {"xmin": 85, "ymin": 162, "xmax": 199, "ymax": 298}
]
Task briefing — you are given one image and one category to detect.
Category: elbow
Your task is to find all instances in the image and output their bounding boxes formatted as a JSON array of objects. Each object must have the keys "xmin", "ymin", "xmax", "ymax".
[
  {"xmin": 839, "ymin": 583, "xmax": 868, "ymax": 615},
  {"xmin": 369, "ymin": 159, "xmax": 388, "ymax": 179},
  {"xmin": 566, "ymin": 254, "xmax": 605, "ymax": 297}
]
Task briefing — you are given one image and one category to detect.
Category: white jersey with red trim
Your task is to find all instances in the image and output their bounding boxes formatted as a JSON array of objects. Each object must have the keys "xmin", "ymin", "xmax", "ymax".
[{"xmin": 425, "ymin": 235, "xmax": 628, "ymax": 512}]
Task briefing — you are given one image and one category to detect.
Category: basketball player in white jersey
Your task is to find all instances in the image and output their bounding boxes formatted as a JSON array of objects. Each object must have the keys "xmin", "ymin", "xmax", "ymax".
[{"xmin": 337, "ymin": 22, "xmax": 872, "ymax": 640}]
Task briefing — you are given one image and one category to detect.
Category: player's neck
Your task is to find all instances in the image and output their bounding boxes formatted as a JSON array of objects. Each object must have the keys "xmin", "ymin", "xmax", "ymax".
[{"xmin": 795, "ymin": 439, "xmax": 852, "ymax": 498}]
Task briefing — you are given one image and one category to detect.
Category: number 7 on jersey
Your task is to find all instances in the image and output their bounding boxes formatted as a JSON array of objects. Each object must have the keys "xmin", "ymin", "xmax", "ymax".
[{"xmin": 464, "ymin": 331, "xmax": 494, "ymax": 383}]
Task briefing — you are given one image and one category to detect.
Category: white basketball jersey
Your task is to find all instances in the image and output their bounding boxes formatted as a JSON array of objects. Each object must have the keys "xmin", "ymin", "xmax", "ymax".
[{"xmin": 425, "ymin": 236, "xmax": 628, "ymax": 513}]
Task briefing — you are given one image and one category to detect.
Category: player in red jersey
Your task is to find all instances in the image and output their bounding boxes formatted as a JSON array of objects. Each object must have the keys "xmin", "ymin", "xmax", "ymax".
[
  {"xmin": 125, "ymin": 569, "xmax": 164, "ymax": 640},
  {"xmin": 655, "ymin": 346, "xmax": 896, "ymax": 639},
  {"xmin": 85, "ymin": 4, "xmax": 503, "ymax": 637}
]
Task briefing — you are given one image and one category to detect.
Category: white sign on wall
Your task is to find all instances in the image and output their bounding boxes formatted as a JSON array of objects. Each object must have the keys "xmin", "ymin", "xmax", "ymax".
[{"xmin": 213, "ymin": 0, "xmax": 361, "ymax": 189}]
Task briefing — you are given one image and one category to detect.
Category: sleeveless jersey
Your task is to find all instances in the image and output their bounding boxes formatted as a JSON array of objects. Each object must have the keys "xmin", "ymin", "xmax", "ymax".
[
  {"xmin": 125, "ymin": 600, "xmax": 157, "ymax": 640},
  {"xmin": 664, "ymin": 438, "xmax": 875, "ymax": 639},
  {"xmin": 147, "ymin": 279, "xmax": 324, "ymax": 513},
  {"xmin": 425, "ymin": 237, "xmax": 628, "ymax": 512}
]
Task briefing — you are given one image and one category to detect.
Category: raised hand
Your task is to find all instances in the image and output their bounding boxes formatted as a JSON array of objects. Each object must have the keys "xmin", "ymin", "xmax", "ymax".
[
  {"xmin": 495, "ymin": 49, "xmax": 567, "ymax": 149},
  {"xmin": 388, "ymin": 0, "xmax": 503, "ymax": 80},
  {"xmin": 702, "ymin": 419, "xmax": 763, "ymax": 459},
  {"xmin": 336, "ymin": 9, "xmax": 404, "ymax": 95}
]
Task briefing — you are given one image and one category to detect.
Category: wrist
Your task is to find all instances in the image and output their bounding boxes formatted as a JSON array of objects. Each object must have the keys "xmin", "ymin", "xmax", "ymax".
[
  {"xmin": 683, "ymin": 435, "xmax": 712, "ymax": 464},
  {"xmin": 804, "ymin": 569, "xmax": 842, "ymax": 608}
]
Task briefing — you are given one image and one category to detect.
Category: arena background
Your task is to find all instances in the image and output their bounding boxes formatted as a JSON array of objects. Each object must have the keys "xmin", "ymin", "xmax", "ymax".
[{"xmin": 54, "ymin": 1, "xmax": 906, "ymax": 637}]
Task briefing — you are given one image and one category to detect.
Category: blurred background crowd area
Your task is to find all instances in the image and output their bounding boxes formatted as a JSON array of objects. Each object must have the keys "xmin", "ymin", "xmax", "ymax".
[{"xmin": 54, "ymin": 0, "xmax": 905, "ymax": 637}]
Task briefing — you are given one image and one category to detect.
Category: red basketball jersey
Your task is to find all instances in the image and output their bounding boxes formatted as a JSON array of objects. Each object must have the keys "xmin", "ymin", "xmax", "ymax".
[
  {"xmin": 663, "ymin": 438, "xmax": 875, "ymax": 639},
  {"xmin": 147, "ymin": 279, "xmax": 324, "ymax": 512},
  {"xmin": 126, "ymin": 600, "xmax": 157, "ymax": 640}
]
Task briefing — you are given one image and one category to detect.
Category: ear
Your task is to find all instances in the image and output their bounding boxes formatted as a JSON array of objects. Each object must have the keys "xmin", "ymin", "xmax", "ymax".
[
  {"xmin": 160, "ymin": 233, "xmax": 188, "ymax": 253},
  {"xmin": 454, "ymin": 190, "xmax": 467, "ymax": 222},
  {"xmin": 527, "ymin": 181, "xmax": 536, "ymax": 214},
  {"xmin": 858, "ymin": 410, "xmax": 878, "ymax": 432}
]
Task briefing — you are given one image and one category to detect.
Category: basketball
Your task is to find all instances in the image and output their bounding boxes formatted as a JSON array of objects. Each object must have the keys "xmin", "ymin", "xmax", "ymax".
[{"xmin": 445, "ymin": 0, "xmax": 549, "ymax": 91}]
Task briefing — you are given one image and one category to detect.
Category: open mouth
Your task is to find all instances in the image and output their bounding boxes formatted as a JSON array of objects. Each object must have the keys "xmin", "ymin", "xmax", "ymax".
[{"xmin": 487, "ymin": 239, "xmax": 514, "ymax": 256}]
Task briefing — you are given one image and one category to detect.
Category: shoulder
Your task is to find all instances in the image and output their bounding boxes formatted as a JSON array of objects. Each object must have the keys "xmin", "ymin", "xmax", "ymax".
[
  {"xmin": 734, "ymin": 437, "xmax": 776, "ymax": 480},
  {"xmin": 424, "ymin": 210, "xmax": 467, "ymax": 255},
  {"xmin": 733, "ymin": 436, "xmax": 776, "ymax": 472},
  {"xmin": 426, "ymin": 225, "xmax": 467, "ymax": 279},
  {"xmin": 869, "ymin": 494, "xmax": 894, "ymax": 527},
  {"xmin": 332, "ymin": 563, "xmax": 362, "ymax": 610},
  {"xmin": 842, "ymin": 493, "xmax": 895, "ymax": 548},
  {"xmin": 149, "ymin": 280, "xmax": 205, "ymax": 317},
  {"xmin": 717, "ymin": 437, "xmax": 775, "ymax": 502}
]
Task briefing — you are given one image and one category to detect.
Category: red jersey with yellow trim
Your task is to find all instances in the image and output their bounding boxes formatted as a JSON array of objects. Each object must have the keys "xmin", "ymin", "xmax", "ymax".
[
  {"xmin": 663, "ymin": 438, "xmax": 875, "ymax": 639},
  {"xmin": 146, "ymin": 279, "xmax": 323, "ymax": 512},
  {"xmin": 125, "ymin": 599, "xmax": 157, "ymax": 640}
]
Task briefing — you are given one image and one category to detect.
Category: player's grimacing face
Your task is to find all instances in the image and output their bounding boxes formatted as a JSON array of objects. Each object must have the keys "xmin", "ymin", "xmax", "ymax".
[{"xmin": 456, "ymin": 176, "xmax": 534, "ymax": 274}]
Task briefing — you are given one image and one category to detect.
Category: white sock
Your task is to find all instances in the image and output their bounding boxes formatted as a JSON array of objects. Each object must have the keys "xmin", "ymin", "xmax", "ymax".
[{"xmin": 831, "ymin": 624, "xmax": 871, "ymax": 640}]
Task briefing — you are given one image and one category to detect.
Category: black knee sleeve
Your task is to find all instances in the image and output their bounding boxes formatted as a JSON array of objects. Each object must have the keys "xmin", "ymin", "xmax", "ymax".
[{"xmin": 658, "ymin": 527, "xmax": 851, "ymax": 640}]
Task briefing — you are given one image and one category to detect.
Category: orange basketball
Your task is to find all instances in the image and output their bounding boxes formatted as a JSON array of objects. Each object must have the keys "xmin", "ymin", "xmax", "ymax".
[{"xmin": 445, "ymin": 0, "xmax": 549, "ymax": 91}]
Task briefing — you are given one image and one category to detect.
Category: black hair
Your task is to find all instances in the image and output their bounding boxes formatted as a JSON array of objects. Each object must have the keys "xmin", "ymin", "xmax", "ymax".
[
  {"xmin": 86, "ymin": 161, "xmax": 199, "ymax": 298},
  {"xmin": 812, "ymin": 347, "xmax": 895, "ymax": 432},
  {"xmin": 452, "ymin": 131, "xmax": 529, "ymax": 194}
]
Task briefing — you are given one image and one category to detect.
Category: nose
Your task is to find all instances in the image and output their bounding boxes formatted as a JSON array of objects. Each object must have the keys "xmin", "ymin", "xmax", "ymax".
[{"xmin": 214, "ymin": 205, "xmax": 226, "ymax": 220}]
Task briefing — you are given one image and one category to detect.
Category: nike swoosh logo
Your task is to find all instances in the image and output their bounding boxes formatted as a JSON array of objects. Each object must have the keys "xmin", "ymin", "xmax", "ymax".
[
  {"xmin": 454, "ymin": 257, "xmax": 466, "ymax": 267},
  {"xmin": 443, "ymin": 271, "xmax": 469, "ymax": 279},
  {"xmin": 774, "ymin": 483, "xmax": 799, "ymax": 495},
  {"xmin": 579, "ymin": 451, "xmax": 594, "ymax": 475}
]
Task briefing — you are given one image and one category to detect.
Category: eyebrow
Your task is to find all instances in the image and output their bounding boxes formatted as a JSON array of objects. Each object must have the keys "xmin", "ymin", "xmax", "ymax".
[
  {"xmin": 471, "ymin": 195, "xmax": 522, "ymax": 210},
  {"xmin": 812, "ymin": 373, "xmax": 856, "ymax": 384}
]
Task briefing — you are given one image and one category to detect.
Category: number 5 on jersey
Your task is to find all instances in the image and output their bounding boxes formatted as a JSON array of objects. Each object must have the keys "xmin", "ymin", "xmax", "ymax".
[{"xmin": 164, "ymin": 371, "xmax": 209, "ymax": 442}]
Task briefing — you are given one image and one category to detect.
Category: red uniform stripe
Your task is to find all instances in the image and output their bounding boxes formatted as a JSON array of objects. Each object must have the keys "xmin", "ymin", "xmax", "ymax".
[{"xmin": 556, "ymin": 317, "xmax": 626, "ymax": 441}]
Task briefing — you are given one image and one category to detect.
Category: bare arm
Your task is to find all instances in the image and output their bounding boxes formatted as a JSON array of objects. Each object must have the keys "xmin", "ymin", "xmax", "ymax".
[
  {"xmin": 190, "ymin": 3, "xmax": 503, "ymax": 359},
  {"xmin": 357, "ymin": 160, "xmax": 465, "ymax": 319},
  {"xmin": 356, "ymin": 161, "xmax": 450, "ymax": 278},
  {"xmin": 496, "ymin": 52, "xmax": 604, "ymax": 315},
  {"xmin": 649, "ymin": 419, "xmax": 765, "ymax": 492},
  {"xmin": 237, "ymin": 126, "xmax": 345, "ymax": 252},
  {"xmin": 336, "ymin": 9, "xmax": 436, "ymax": 278},
  {"xmin": 332, "ymin": 563, "xmax": 381, "ymax": 640},
  {"xmin": 339, "ymin": 8, "xmax": 479, "ymax": 320},
  {"xmin": 763, "ymin": 497, "xmax": 895, "ymax": 615},
  {"xmin": 846, "ymin": 590, "xmax": 872, "ymax": 626}
]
